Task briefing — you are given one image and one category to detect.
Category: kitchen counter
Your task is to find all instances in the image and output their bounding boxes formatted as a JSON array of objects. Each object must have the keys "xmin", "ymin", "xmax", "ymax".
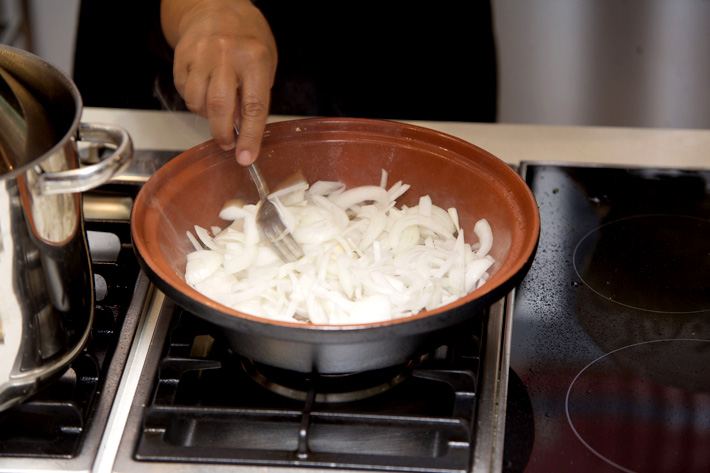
[{"xmin": 82, "ymin": 107, "xmax": 710, "ymax": 168}]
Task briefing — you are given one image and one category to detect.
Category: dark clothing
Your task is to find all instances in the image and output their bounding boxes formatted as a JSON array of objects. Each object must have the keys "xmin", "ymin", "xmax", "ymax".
[
  {"xmin": 74, "ymin": 1, "xmax": 497, "ymax": 122},
  {"xmin": 73, "ymin": 1, "xmax": 174, "ymax": 110}
]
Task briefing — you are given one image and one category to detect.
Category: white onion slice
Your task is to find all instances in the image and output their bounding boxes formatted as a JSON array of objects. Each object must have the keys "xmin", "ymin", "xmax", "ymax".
[
  {"xmin": 330, "ymin": 185, "xmax": 390, "ymax": 210},
  {"xmin": 308, "ymin": 180, "xmax": 345, "ymax": 196},
  {"xmin": 185, "ymin": 250, "xmax": 222, "ymax": 285},
  {"xmin": 473, "ymin": 218, "xmax": 493, "ymax": 257}
]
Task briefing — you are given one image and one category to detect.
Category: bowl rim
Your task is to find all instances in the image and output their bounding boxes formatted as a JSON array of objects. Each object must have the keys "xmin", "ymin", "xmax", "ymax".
[{"xmin": 131, "ymin": 117, "xmax": 540, "ymax": 333}]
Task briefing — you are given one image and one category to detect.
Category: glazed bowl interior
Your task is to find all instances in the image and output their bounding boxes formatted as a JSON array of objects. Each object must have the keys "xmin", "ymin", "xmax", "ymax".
[{"xmin": 131, "ymin": 118, "xmax": 539, "ymax": 329}]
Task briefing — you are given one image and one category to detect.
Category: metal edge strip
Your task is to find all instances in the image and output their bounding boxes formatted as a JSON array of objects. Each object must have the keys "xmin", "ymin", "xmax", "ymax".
[
  {"xmin": 491, "ymin": 291, "xmax": 515, "ymax": 473},
  {"xmin": 75, "ymin": 273, "xmax": 152, "ymax": 468},
  {"xmin": 92, "ymin": 283, "xmax": 163, "ymax": 473},
  {"xmin": 471, "ymin": 296, "xmax": 507, "ymax": 473}
]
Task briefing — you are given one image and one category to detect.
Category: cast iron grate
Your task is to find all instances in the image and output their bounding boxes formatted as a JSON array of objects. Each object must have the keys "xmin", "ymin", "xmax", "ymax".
[{"xmin": 135, "ymin": 308, "xmax": 486, "ymax": 472}]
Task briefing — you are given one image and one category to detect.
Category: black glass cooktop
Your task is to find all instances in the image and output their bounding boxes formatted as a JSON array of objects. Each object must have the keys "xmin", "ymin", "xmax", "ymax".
[{"xmin": 506, "ymin": 164, "xmax": 710, "ymax": 473}]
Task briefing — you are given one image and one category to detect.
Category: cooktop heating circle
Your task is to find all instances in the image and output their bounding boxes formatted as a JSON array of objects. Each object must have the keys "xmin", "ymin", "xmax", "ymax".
[
  {"xmin": 565, "ymin": 338, "xmax": 710, "ymax": 473},
  {"xmin": 573, "ymin": 214, "xmax": 710, "ymax": 314}
]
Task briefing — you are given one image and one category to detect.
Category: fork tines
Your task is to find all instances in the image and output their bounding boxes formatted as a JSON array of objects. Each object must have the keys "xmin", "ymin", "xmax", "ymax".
[{"xmin": 258, "ymin": 200, "xmax": 304, "ymax": 262}]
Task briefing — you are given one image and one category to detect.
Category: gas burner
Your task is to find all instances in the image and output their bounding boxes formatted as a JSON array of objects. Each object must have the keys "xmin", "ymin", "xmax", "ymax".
[
  {"xmin": 573, "ymin": 214, "xmax": 710, "ymax": 314},
  {"xmin": 117, "ymin": 300, "xmax": 496, "ymax": 473},
  {"xmin": 565, "ymin": 339, "xmax": 710, "ymax": 473},
  {"xmin": 240, "ymin": 355, "xmax": 426, "ymax": 403}
]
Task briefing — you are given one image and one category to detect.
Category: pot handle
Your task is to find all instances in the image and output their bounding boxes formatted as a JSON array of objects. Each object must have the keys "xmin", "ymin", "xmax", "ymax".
[{"xmin": 38, "ymin": 122, "xmax": 133, "ymax": 195}]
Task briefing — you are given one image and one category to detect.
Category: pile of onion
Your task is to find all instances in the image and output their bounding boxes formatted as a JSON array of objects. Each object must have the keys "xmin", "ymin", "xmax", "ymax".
[{"xmin": 185, "ymin": 171, "xmax": 494, "ymax": 324}]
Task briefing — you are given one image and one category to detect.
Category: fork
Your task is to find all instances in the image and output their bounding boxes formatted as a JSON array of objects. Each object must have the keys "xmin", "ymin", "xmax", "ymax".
[{"xmin": 247, "ymin": 162, "xmax": 304, "ymax": 263}]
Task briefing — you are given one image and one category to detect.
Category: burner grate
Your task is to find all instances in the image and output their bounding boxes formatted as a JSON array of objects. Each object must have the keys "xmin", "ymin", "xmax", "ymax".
[{"xmin": 135, "ymin": 307, "xmax": 485, "ymax": 472}]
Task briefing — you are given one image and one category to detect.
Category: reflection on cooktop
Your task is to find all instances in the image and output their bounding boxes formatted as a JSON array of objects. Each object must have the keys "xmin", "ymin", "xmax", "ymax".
[
  {"xmin": 503, "ymin": 369, "xmax": 535, "ymax": 473},
  {"xmin": 574, "ymin": 214, "xmax": 710, "ymax": 313},
  {"xmin": 509, "ymin": 163, "xmax": 710, "ymax": 473},
  {"xmin": 566, "ymin": 339, "xmax": 710, "ymax": 473}
]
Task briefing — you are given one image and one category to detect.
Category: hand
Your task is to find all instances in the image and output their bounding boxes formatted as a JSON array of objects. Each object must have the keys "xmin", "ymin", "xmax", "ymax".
[{"xmin": 162, "ymin": 0, "xmax": 277, "ymax": 165}]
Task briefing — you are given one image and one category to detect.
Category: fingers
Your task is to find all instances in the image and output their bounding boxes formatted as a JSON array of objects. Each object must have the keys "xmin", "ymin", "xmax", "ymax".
[
  {"xmin": 175, "ymin": 56, "xmax": 267, "ymax": 163},
  {"xmin": 235, "ymin": 68, "xmax": 270, "ymax": 166},
  {"xmin": 206, "ymin": 66, "xmax": 238, "ymax": 150},
  {"xmin": 172, "ymin": 36, "xmax": 273, "ymax": 166},
  {"xmin": 175, "ymin": 56, "xmax": 240, "ymax": 152},
  {"xmin": 173, "ymin": 46, "xmax": 189, "ymax": 98},
  {"xmin": 174, "ymin": 43, "xmax": 209, "ymax": 116}
]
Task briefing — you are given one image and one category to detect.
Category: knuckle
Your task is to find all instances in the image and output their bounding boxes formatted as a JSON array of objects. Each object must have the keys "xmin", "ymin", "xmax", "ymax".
[
  {"xmin": 237, "ymin": 127, "xmax": 260, "ymax": 142},
  {"xmin": 237, "ymin": 38, "xmax": 275, "ymax": 65},
  {"xmin": 241, "ymin": 99, "xmax": 267, "ymax": 118},
  {"xmin": 207, "ymin": 93, "xmax": 231, "ymax": 113},
  {"xmin": 184, "ymin": 94, "xmax": 202, "ymax": 112},
  {"xmin": 184, "ymin": 99, "xmax": 204, "ymax": 115}
]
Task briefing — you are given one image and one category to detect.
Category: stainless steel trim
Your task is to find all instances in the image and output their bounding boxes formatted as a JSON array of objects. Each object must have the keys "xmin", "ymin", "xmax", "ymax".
[
  {"xmin": 109, "ymin": 149, "xmax": 180, "ymax": 185},
  {"xmin": 92, "ymin": 285, "xmax": 162, "ymax": 473},
  {"xmin": 471, "ymin": 294, "xmax": 514, "ymax": 473},
  {"xmin": 492, "ymin": 292, "xmax": 515, "ymax": 473},
  {"xmin": 83, "ymin": 196, "xmax": 133, "ymax": 221}
]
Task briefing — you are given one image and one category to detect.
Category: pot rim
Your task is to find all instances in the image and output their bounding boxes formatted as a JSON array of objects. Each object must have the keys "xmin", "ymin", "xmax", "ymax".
[{"xmin": 0, "ymin": 45, "xmax": 82, "ymax": 181}]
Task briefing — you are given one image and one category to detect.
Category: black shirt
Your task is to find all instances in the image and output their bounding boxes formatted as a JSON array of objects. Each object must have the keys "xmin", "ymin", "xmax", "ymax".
[{"xmin": 74, "ymin": 0, "xmax": 497, "ymax": 122}]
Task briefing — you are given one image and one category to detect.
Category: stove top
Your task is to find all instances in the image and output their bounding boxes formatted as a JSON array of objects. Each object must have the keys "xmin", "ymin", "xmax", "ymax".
[
  {"xmin": 507, "ymin": 163, "xmax": 710, "ymax": 473},
  {"xmin": 118, "ymin": 299, "xmax": 492, "ymax": 472},
  {"xmin": 7, "ymin": 150, "xmax": 702, "ymax": 473}
]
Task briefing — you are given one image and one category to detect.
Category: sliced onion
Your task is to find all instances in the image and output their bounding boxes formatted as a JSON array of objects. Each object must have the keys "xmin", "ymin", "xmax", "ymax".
[
  {"xmin": 330, "ymin": 185, "xmax": 390, "ymax": 210},
  {"xmin": 379, "ymin": 169, "xmax": 389, "ymax": 188},
  {"xmin": 183, "ymin": 172, "xmax": 495, "ymax": 325},
  {"xmin": 185, "ymin": 250, "xmax": 222, "ymax": 285},
  {"xmin": 308, "ymin": 180, "xmax": 345, "ymax": 196},
  {"xmin": 473, "ymin": 218, "xmax": 493, "ymax": 257}
]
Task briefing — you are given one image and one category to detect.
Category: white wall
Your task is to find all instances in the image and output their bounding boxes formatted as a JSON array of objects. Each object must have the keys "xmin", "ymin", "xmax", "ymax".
[
  {"xmin": 493, "ymin": 0, "xmax": 710, "ymax": 129},
  {"xmin": 27, "ymin": 0, "xmax": 80, "ymax": 76},
  {"xmin": 8, "ymin": 1, "xmax": 710, "ymax": 130},
  {"xmin": 0, "ymin": 0, "xmax": 80, "ymax": 75}
]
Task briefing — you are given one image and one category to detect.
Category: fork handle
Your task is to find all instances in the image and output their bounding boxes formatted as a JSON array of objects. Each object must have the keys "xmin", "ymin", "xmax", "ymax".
[{"xmin": 248, "ymin": 163, "xmax": 270, "ymax": 199}]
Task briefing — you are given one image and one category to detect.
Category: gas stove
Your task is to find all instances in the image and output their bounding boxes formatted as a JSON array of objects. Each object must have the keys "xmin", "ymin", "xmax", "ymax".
[
  {"xmin": 0, "ymin": 149, "xmax": 512, "ymax": 473},
  {"xmin": 97, "ymin": 152, "xmax": 513, "ymax": 473},
  {"xmin": 108, "ymin": 292, "xmax": 509, "ymax": 473},
  {"xmin": 4, "ymin": 151, "xmax": 704, "ymax": 473}
]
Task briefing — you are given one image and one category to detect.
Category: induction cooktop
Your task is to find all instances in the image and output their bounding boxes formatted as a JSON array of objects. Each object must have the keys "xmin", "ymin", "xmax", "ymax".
[{"xmin": 506, "ymin": 163, "xmax": 710, "ymax": 473}]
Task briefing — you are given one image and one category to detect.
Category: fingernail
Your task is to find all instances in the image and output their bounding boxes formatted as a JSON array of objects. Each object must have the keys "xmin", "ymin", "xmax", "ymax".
[
  {"xmin": 220, "ymin": 142, "xmax": 235, "ymax": 151},
  {"xmin": 237, "ymin": 150, "xmax": 252, "ymax": 165}
]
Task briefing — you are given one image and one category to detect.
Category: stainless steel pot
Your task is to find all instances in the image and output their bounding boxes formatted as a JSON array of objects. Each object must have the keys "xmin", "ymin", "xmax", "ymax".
[{"xmin": 0, "ymin": 46, "xmax": 132, "ymax": 411}]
